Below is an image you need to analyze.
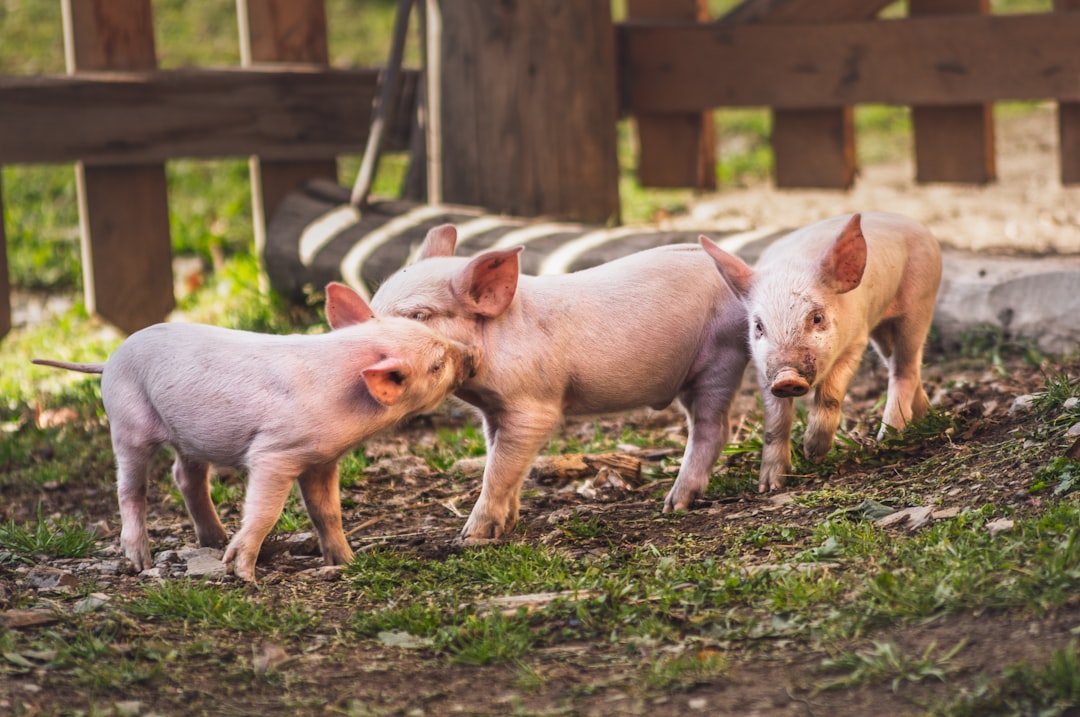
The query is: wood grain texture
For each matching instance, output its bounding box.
[621,13,1080,112]
[239,0,336,256]
[0,179,9,339]
[1056,0,1080,183]
[627,0,715,190]
[440,0,620,222]
[717,0,887,189]
[721,0,897,25]
[64,0,174,333]
[909,0,994,184]
[0,68,414,164]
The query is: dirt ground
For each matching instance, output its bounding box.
[2,107,1079,716]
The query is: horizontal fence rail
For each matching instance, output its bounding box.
[619,13,1080,112]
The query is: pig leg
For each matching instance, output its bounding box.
[663,371,739,512]
[113,439,157,572]
[460,404,561,543]
[872,318,931,438]
[172,456,228,549]
[223,462,298,582]
[804,343,865,464]
[297,462,353,566]
[758,378,796,492]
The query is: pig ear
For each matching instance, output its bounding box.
[699,236,753,298]
[451,247,522,318]
[415,224,458,261]
[362,358,410,406]
[820,214,867,294]
[325,282,375,329]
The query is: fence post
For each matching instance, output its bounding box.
[439,0,620,223]
[1057,0,1080,184]
[719,0,896,189]
[62,0,175,334]
[0,174,9,339]
[626,0,715,191]
[238,0,338,265]
[910,0,995,184]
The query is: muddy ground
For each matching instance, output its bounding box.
[2,106,1079,715]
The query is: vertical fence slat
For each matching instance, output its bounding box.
[719,0,894,189]
[0,174,9,339]
[627,0,715,190]
[1057,0,1080,184]
[238,0,337,261]
[910,0,995,184]
[440,0,620,223]
[63,0,175,334]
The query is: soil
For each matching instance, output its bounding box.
[2,108,1079,716]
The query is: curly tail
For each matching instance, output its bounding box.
[32,359,105,374]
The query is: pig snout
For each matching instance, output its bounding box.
[770,368,811,398]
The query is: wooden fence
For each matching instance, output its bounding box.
[1,0,1078,339]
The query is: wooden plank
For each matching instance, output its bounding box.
[772,107,855,188]
[64,0,174,334]
[909,0,994,184]
[620,13,1080,112]
[239,0,337,257]
[0,177,9,339]
[440,0,620,222]
[721,0,897,24]
[1057,0,1080,184]
[0,68,412,165]
[718,1,886,189]
[627,0,715,190]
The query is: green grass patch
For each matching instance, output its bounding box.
[0,507,98,563]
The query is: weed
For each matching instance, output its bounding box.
[0,507,98,563]
[561,513,610,540]
[438,611,536,666]
[935,641,1080,717]
[1032,457,1080,496]
[126,580,320,637]
[646,644,729,690]
[817,639,966,693]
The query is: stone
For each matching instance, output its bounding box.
[185,549,227,579]
[25,567,79,591]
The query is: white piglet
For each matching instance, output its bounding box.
[700,212,942,492]
[34,286,475,582]
[366,224,750,541]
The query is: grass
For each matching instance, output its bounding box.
[3,2,1079,713]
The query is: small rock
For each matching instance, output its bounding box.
[284,532,320,556]
[302,565,344,582]
[449,456,487,478]
[1009,394,1037,414]
[1064,397,1079,411]
[0,609,59,629]
[75,593,110,614]
[688,697,708,711]
[1066,422,1080,438]
[378,630,434,650]
[139,567,165,579]
[25,566,79,591]
[185,549,227,579]
[986,517,1015,536]
[252,643,292,674]
[89,559,123,576]
[154,550,181,566]
[931,506,961,520]
[875,506,933,530]
[114,700,143,717]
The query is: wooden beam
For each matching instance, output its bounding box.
[910,0,994,184]
[0,175,9,339]
[1057,0,1080,184]
[718,1,889,189]
[721,0,897,24]
[0,68,414,165]
[627,0,715,190]
[621,13,1080,112]
[440,0,620,222]
[64,0,174,334]
[239,0,338,259]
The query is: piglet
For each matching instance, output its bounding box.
[33,285,475,581]
[366,224,750,541]
[700,212,942,491]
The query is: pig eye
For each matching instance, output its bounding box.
[753,319,765,336]
[430,360,444,374]
[410,311,431,322]
[812,312,824,325]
